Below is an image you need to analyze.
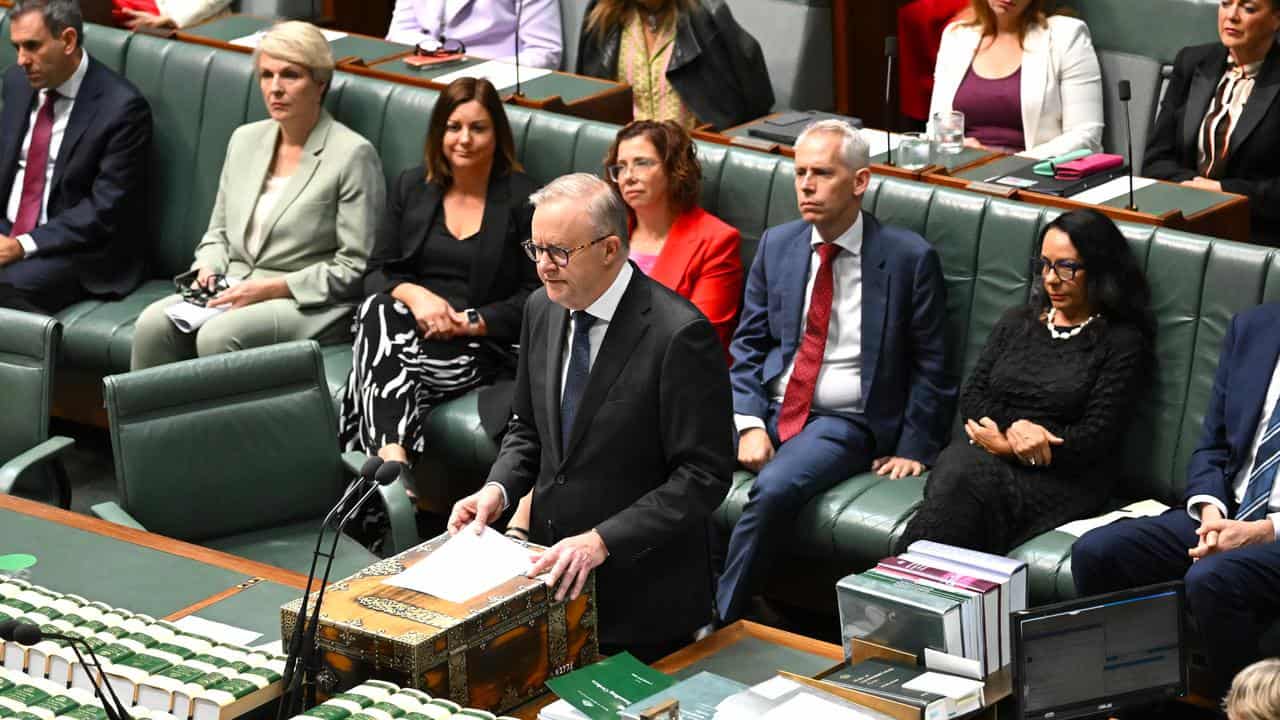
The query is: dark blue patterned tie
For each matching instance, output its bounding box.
[1237,398,1280,521]
[560,310,595,452]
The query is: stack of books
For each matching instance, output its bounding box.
[0,577,285,720]
[836,540,1028,676]
[288,679,520,720]
[0,666,182,720]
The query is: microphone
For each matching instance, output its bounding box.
[277,457,390,718]
[7,621,131,720]
[512,0,525,98]
[1119,79,1137,211]
[883,36,899,166]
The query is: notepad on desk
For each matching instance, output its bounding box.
[433,59,553,92]
[382,525,534,603]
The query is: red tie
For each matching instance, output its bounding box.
[777,241,842,442]
[12,90,58,237]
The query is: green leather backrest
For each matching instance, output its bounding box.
[328,71,433,188]
[0,309,59,465]
[1067,0,1219,65]
[103,340,346,542]
[82,23,131,74]
[0,13,12,71]
[125,35,252,278]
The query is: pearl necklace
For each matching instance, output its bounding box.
[1045,307,1098,340]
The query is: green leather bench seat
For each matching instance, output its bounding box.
[7,23,1280,607]
[1067,0,1219,66]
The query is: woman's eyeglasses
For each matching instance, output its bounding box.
[1030,257,1085,282]
[522,235,613,267]
[606,158,660,182]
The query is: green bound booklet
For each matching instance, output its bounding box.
[545,653,674,720]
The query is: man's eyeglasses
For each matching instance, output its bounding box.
[606,158,660,182]
[522,234,613,267]
[1030,257,1085,282]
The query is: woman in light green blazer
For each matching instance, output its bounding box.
[131,21,385,370]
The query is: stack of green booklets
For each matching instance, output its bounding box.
[288,679,520,720]
[0,577,287,720]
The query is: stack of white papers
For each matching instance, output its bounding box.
[383,526,534,604]
[1056,499,1170,538]
[434,60,553,92]
[231,28,347,49]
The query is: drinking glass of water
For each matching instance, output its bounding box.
[897,133,932,170]
[932,111,965,154]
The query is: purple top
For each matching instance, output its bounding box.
[631,251,659,276]
[953,64,1025,153]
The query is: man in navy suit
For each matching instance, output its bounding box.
[1073,303,1280,697]
[0,0,151,314]
[716,119,956,624]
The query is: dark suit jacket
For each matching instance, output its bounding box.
[0,56,152,297]
[729,212,956,465]
[364,167,540,436]
[489,268,734,648]
[576,0,774,130]
[1144,42,1280,246]
[1184,303,1280,512]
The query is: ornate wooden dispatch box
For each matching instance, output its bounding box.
[280,534,599,714]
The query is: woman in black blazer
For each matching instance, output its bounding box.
[339,78,539,471]
[1143,1,1280,246]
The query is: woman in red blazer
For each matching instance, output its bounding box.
[504,120,743,542]
[605,120,744,358]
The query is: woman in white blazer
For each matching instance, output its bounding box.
[929,0,1103,159]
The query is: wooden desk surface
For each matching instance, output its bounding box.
[173,14,632,127]
[926,153,1252,243]
[0,494,307,640]
[507,621,844,720]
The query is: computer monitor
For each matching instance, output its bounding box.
[1012,581,1186,720]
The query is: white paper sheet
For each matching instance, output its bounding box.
[860,129,904,160]
[173,616,262,647]
[164,301,224,333]
[762,693,877,719]
[749,676,801,700]
[383,525,534,603]
[1066,175,1158,205]
[433,59,553,92]
[231,29,347,49]
[1055,499,1170,538]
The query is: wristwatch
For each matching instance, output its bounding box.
[464,308,481,326]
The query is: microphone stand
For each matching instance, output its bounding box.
[276,460,383,719]
[512,0,525,99]
[1119,79,1137,211]
[277,461,398,717]
[883,36,898,166]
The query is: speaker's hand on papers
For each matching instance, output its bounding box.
[448,483,506,536]
[530,530,608,602]
[207,277,290,309]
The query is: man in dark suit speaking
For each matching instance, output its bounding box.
[449,173,734,662]
[0,0,151,313]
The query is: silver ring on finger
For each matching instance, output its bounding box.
[1029,457,1037,466]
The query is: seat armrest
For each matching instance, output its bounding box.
[341,451,372,478]
[0,436,75,495]
[378,477,419,555]
[91,501,148,531]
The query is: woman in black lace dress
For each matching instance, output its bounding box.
[896,209,1155,555]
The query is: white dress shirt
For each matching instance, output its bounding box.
[487,262,634,510]
[560,262,633,398]
[242,174,290,260]
[735,214,865,434]
[7,52,90,257]
[1187,355,1280,539]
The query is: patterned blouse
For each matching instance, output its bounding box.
[615,10,699,128]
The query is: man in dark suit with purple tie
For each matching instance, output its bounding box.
[0,0,151,313]
[1073,302,1280,697]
